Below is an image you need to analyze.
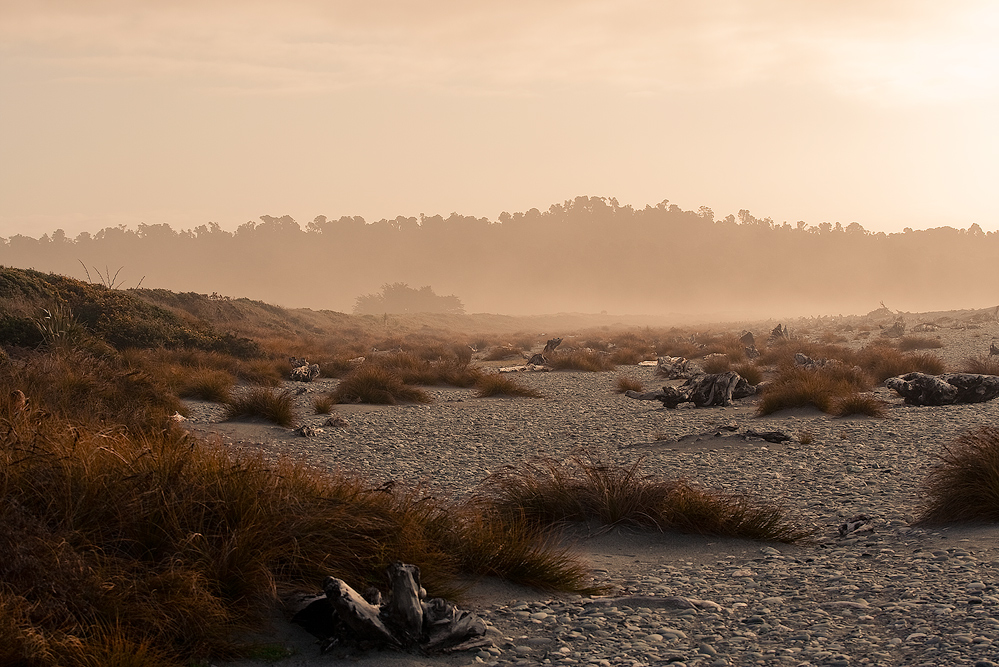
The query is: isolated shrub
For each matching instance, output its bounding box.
[549,350,615,372]
[897,336,944,351]
[313,394,335,414]
[177,368,234,403]
[483,346,522,361]
[756,364,872,416]
[731,362,763,386]
[917,427,999,524]
[964,356,999,375]
[701,355,731,374]
[615,376,644,393]
[331,365,430,405]
[475,373,542,398]
[476,457,812,543]
[833,393,887,418]
[608,346,648,365]
[224,388,295,427]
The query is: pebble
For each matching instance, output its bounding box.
[184,324,999,667]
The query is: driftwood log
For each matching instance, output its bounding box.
[290,357,321,382]
[289,562,487,654]
[655,356,696,379]
[526,337,562,366]
[885,372,999,406]
[627,372,756,408]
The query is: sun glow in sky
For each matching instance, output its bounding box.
[2,0,998,237]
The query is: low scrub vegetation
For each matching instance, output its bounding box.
[964,356,999,375]
[549,349,615,372]
[917,427,999,524]
[615,376,644,393]
[0,364,594,667]
[897,335,944,351]
[757,363,873,415]
[475,457,812,543]
[225,388,295,427]
[330,365,431,405]
[833,393,888,418]
[475,373,543,398]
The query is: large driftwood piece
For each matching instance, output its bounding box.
[655,356,696,379]
[306,562,485,654]
[289,357,321,382]
[886,372,999,406]
[636,371,756,408]
[526,337,562,366]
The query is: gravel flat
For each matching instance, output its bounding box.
[191,317,999,667]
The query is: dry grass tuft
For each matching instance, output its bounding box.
[312,394,335,414]
[615,376,644,393]
[177,368,235,403]
[330,365,431,405]
[549,350,615,372]
[756,364,873,416]
[917,427,999,525]
[731,362,763,386]
[897,336,944,351]
[964,356,999,375]
[475,457,812,543]
[833,393,888,418]
[700,355,731,374]
[483,345,523,361]
[225,388,295,427]
[370,351,483,387]
[475,373,543,398]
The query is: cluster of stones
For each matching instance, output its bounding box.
[473,534,999,666]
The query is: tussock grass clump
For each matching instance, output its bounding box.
[701,355,731,374]
[917,427,999,525]
[483,345,522,361]
[615,376,644,393]
[475,373,543,398]
[313,394,335,414]
[897,335,944,351]
[857,347,945,381]
[833,393,888,418]
[330,365,431,404]
[964,356,999,375]
[0,397,595,666]
[549,350,615,372]
[225,388,295,426]
[731,362,763,386]
[177,368,235,403]
[370,352,483,387]
[756,364,873,416]
[608,346,650,365]
[476,457,812,543]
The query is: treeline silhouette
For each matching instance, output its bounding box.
[2,196,996,318]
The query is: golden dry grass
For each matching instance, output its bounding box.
[756,363,873,416]
[833,393,888,418]
[917,427,999,524]
[330,365,431,405]
[474,456,812,543]
[548,350,615,372]
[225,388,296,427]
[615,376,644,393]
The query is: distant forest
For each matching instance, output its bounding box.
[1,197,996,318]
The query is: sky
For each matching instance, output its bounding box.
[2,0,999,238]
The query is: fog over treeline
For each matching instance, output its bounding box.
[2,196,996,320]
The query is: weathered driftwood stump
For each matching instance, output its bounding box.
[655,356,695,380]
[886,372,999,406]
[289,357,321,382]
[655,372,756,408]
[880,317,906,339]
[740,331,760,359]
[526,337,562,366]
[768,324,788,344]
[291,562,488,654]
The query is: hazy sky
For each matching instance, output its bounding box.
[2,0,998,237]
